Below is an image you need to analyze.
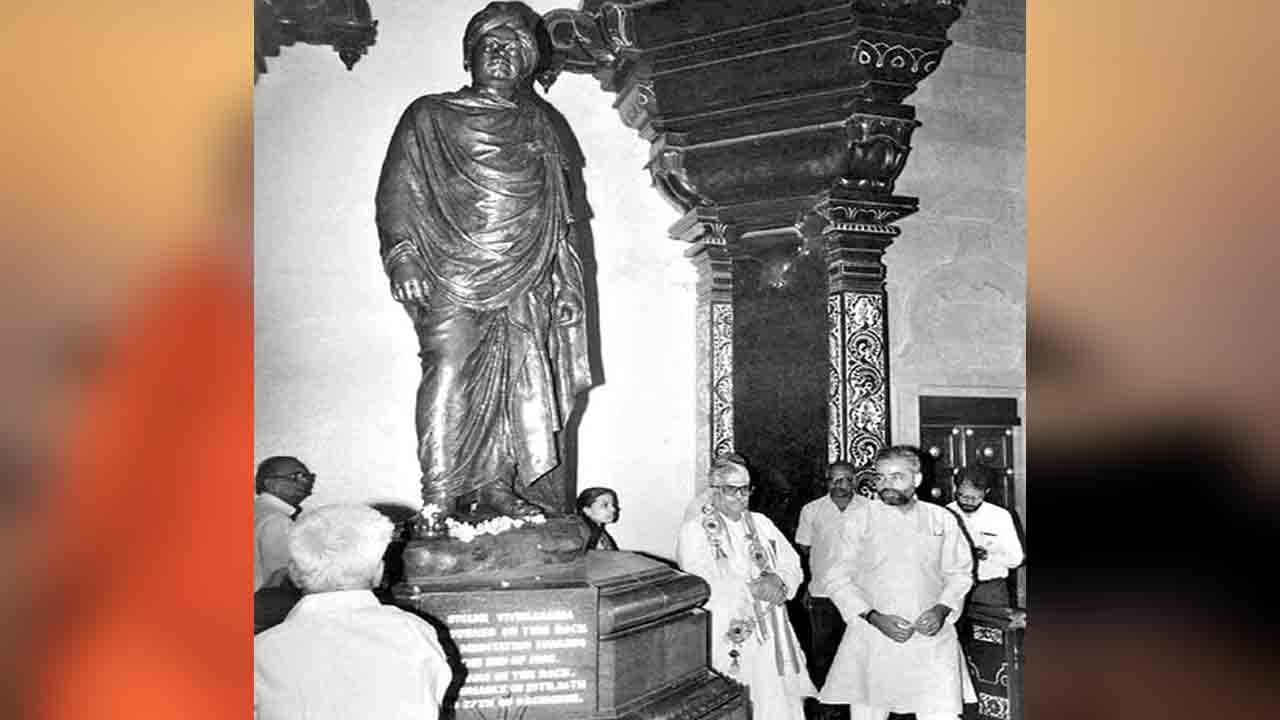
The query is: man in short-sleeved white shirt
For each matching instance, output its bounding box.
[946,465,1024,607]
[795,461,867,685]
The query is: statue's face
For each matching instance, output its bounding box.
[470,26,528,91]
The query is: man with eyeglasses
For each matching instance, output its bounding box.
[677,456,816,719]
[818,446,975,720]
[254,456,316,590]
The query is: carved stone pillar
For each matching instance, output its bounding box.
[674,212,736,484]
[817,0,964,489]
[819,188,916,490]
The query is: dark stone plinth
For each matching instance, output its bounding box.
[393,551,750,720]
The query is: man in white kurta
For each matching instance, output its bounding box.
[821,446,974,720]
[678,457,816,720]
[255,505,452,720]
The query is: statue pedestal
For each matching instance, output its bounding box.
[393,551,751,720]
[401,516,592,589]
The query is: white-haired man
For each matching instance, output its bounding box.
[255,504,451,720]
[677,456,816,720]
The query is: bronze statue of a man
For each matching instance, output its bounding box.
[375,2,593,519]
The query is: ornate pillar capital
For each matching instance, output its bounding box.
[817,186,917,295]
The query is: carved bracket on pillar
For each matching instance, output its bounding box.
[848,0,967,104]
[255,0,379,76]
[543,5,640,90]
[843,110,922,194]
[617,81,659,139]
[650,140,704,212]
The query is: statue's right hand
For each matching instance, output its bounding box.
[390,262,429,305]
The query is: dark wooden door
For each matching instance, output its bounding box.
[918,396,1019,512]
[918,396,1023,604]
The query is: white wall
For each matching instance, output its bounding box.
[887,3,1027,523]
[254,0,695,559]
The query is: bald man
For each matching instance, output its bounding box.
[253,456,315,590]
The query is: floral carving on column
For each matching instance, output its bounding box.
[845,292,886,466]
[828,287,888,498]
[710,303,735,458]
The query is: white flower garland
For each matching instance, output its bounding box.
[419,503,547,543]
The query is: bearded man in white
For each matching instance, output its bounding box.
[820,446,975,720]
[677,456,817,720]
[255,504,452,720]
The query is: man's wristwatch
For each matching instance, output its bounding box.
[859,609,878,623]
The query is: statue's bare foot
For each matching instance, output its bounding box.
[479,483,546,518]
[417,487,467,536]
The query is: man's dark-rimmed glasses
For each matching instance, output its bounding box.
[268,470,316,484]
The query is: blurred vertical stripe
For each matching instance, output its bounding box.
[32,260,252,720]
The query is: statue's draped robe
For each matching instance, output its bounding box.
[376,88,592,500]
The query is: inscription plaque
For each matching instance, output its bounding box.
[414,585,598,719]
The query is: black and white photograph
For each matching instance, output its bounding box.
[252,1,1026,719]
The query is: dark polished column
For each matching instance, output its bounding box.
[674,212,736,482]
[819,189,915,491]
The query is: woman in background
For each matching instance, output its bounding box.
[576,487,620,550]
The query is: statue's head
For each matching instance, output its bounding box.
[463,2,548,92]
